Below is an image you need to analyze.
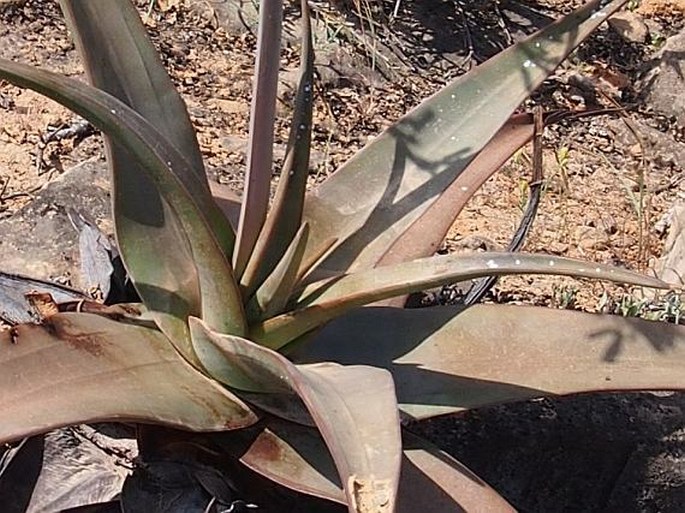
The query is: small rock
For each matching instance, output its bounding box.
[607,118,685,170]
[0,158,111,290]
[209,98,248,115]
[641,29,685,127]
[643,18,664,42]
[657,200,685,285]
[547,241,570,255]
[608,11,649,43]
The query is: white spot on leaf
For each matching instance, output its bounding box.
[486,259,499,269]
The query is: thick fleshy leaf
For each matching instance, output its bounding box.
[371,111,558,308]
[241,0,315,296]
[59,0,215,360]
[399,432,515,513]
[302,0,627,276]
[58,0,243,357]
[227,420,514,511]
[0,59,246,343]
[293,304,685,420]
[376,111,563,269]
[59,0,207,179]
[254,252,669,348]
[234,0,283,277]
[224,418,345,504]
[0,312,256,444]
[247,223,310,321]
[189,318,402,513]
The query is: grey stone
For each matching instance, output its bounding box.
[607,118,685,170]
[641,30,685,127]
[656,199,685,286]
[608,11,650,44]
[0,158,111,291]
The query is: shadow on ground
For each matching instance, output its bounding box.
[411,391,685,513]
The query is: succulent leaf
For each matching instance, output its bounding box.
[225,420,515,512]
[301,0,628,277]
[58,0,244,360]
[374,111,554,308]
[0,313,257,444]
[59,0,208,181]
[254,252,669,348]
[247,223,311,321]
[241,0,315,297]
[234,0,284,277]
[376,111,565,269]
[0,58,247,345]
[399,432,516,512]
[189,317,402,513]
[294,304,685,420]
[223,418,345,504]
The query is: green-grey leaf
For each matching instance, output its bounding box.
[189,317,402,513]
[253,251,669,348]
[222,418,345,504]
[225,420,515,511]
[58,0,241,357]
[247,223,310,321]
[59,0,207,180]
[241,0,315,296]
[0,313,257,444]
[293,304,685,420]
[301,0,627,276]
[190,318,313,425]
[374,112,544,308]
[399,432,515,512]
[234,0,283,277]
[376,112,542,269]
[0,58,247,345]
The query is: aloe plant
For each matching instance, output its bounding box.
[2,0,684,511]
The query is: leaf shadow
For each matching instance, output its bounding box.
[307,0,596,276]
[590,315,683,364]
[292,304,548,413]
